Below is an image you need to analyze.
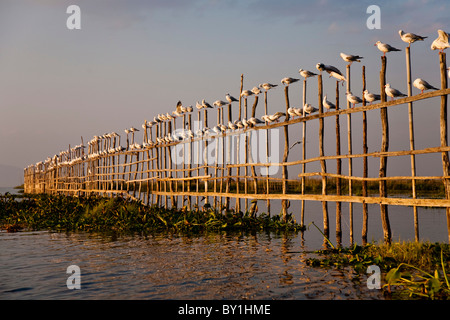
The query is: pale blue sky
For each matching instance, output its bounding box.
[0,0,449,186]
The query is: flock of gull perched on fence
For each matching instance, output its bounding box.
[28,29,450,176]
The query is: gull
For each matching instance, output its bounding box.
[399,30,427,48]
[316,63,346,83]
[195,129,203,138]
[153,116,162,124]
[261,112,286,123]
[363,90,381,105]
[196,101,203,110]
[303,103,318,114]
[242,118,250,128]
[185,106,193,113]
[212,125,222,135]
[203,127,212,136]
[219,124,228,132]
[129,127,139,144]
[176,100,183,113]
[248,117,265,126]
[234,120,244,129]
[281,77,300,86]
[165,112,174,120]
[259,83,278,91]
[241,89,254,98]
[298,68,317,79]
[385,83,407,101]
[213,100,228,107]
[226,93,239,103]
[323,95,336,111]
[172,110,183,117]
[251,86,262,95]
[346,92,363,107]
[228,121,237,131]
[340,52,363,65]
[431,30,450,52]
[413,78,439,94]
[288,107,303,118]
[374,41,401,56]
[287,107,298,118]
[202,99,213,109]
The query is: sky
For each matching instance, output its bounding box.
[0,0,449,187]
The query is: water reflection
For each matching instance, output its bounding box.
[1,230,385,300]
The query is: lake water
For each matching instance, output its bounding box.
[0,230,385,300]
[1,189,449,300]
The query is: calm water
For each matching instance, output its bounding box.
[0,230,385,300]
[1,191,449,300]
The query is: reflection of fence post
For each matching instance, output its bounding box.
[439,52,450,243]
[379,55,392,244]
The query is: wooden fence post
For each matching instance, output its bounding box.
[379,55,392,244]
[346,65,354,244]
[362,66,369,245]
[335,80,342,246]
[406,46,419,241]
[439,52,450,243]
[318,74,329,240]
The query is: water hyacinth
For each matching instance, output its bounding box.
[0,193,305,235]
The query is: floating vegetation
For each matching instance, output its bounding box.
[305,240,450,300]
[0,193,304,235]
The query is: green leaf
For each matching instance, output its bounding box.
[386,268,402,285]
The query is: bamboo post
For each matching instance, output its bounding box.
[203,108,209,206]
[335,80,342,246]
[196,109,201,207]
[225,104,232,211]
[155,123,161,206]
[250,94,259,195]
[406,46,419,241]
[264,89,271,215]
[149,124,155,204]
[318,74,329,240]
[281,85,290,220]
[301,80,307,225]
[220,106,225,208]
[244,96,249,211]
[362,66,369,245]
[439,52,450,243]
[379,55,392,244]
[214,107,220,208]
[236,74,244,213]
[346,64,354,244]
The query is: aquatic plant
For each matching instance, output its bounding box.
[305,240,450,300]
[0,193,305,235]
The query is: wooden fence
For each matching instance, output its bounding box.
[24,49,450,244]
